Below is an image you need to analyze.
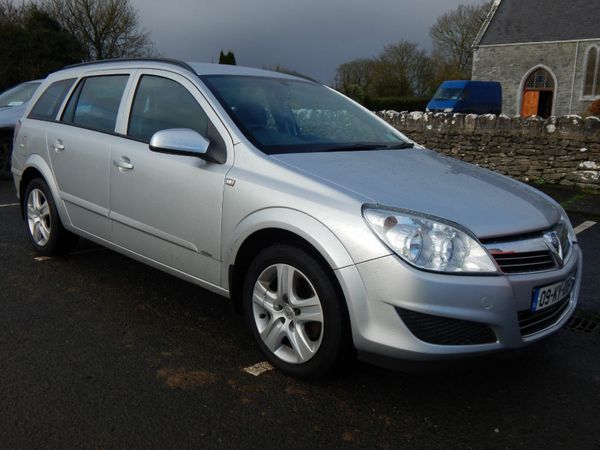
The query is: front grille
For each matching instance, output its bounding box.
[518,296,571,336]
[491,250,556,273]
[396,307,497,345]
[483,222,572,274]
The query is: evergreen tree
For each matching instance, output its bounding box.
[0,4,84,90]
[219,50,237,65]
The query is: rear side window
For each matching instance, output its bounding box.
[29,78,76,121]
[128,75,209,142]
[62,75,129,133]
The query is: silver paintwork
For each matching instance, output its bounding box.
[253,264,324,364]
[11,59,582,366]
[149,128,210,156]
[27,188,51,246]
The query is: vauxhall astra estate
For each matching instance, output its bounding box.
[11,59,582,378]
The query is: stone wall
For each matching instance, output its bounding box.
[377,111,600,191]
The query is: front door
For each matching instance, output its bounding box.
[109,71,232,286]
[521,68,555,118]
[521,90,540,117]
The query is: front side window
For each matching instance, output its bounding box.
[202,75,407,155]
[62,75,129,133]
[29,78,76,120]
[584,47,599,97]
[128,75,210,142]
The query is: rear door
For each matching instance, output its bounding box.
[109,70,233,286]
[46,71,133,240]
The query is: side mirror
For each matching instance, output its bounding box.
[149,128,211,159]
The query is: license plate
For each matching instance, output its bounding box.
[532,275,575,312]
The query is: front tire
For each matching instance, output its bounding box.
[23,178,78,255]
[243,244,348,378]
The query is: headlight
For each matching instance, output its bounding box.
[559,208,577,244]
[443,108,454,113]
[363,207,498,274]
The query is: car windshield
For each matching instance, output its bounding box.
[201,75,408,154]
[0,81,41,108]
[432,87,464,101]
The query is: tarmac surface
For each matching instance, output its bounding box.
[0,179,599,449]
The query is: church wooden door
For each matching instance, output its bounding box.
[521,90,540,117]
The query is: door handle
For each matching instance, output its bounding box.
[53,140,65,151]
[114,157,134,171]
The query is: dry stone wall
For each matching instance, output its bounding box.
[377,111,600,191]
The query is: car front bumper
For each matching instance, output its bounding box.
[336,244,582,364]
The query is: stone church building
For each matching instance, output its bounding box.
[472,0,600,118]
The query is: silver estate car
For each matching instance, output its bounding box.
[11,59,582,378]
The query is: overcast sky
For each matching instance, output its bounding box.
[131,0,486,84]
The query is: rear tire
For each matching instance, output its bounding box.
[243,243,348,379]
[23,178,78,255]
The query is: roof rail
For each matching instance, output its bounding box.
[64,58,196,74]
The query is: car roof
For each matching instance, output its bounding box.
[59,58,314,83]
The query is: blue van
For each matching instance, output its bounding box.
[426,80,502,115]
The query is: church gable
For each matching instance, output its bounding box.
[478,0,600,46]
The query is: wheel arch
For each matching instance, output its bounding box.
[18,156,67,224]
[224,208,355,314]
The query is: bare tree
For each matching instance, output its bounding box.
[430,1,492,78]
[0,0,20,21]
[44,0,155,60]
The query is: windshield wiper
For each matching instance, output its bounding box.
[322,142,414,152]
[385,142,414,149]
[322,143,391,152]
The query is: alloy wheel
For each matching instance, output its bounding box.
[252,263,324,364]
[27,188,52,246]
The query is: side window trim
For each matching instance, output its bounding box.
[60,78,85,123]
[126,73,148,140]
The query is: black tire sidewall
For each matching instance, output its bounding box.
[242,244,346,379]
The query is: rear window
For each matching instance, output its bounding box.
[29,78,76,121]
[62,75,129,133]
